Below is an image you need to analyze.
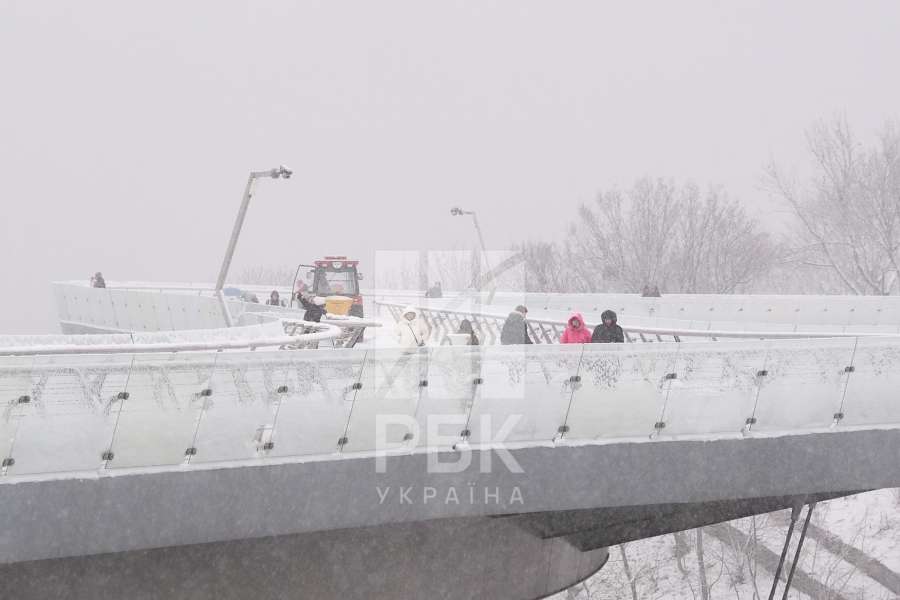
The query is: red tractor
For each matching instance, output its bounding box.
[294,256,365,317]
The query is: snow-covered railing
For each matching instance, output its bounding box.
[374,300,889,344]
[374,290,900,333]
[239,310,380,349]
[54,282,227,333]
[2,336,899,480]
[52,282,379,340]
[57,280,900,334]
[0,320,342,357]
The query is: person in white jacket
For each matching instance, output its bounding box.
[395,306,428,348]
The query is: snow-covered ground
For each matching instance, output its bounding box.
[553,489,900,600]
[824,491,900,576]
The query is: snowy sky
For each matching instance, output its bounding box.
[2,1,900,333]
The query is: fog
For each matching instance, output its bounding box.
[2,0,899,334]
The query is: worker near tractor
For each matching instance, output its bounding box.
[298,293,327,323]
[396,306,428,348]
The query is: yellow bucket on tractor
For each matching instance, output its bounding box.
[325,296,354,316]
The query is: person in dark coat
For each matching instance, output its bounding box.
[500,305,532,345]
[457,319,479,345]
[299,294,326,322]
[266,290,285,307]
[91,272,106,288]
[591,309,624,343]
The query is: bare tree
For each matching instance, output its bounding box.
[567,178,681,292]
[525,178,778,293]
[427,250,480,291]
[671,185,781,294]
[516,241,571,292]
[767,116,900,295]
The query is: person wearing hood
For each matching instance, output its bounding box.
[396,306,428,348]
[457,319,479,345]
[592,309,625,343]
[299,293,326,323]
[266,290,285,307]
[560,312,592,344]
[91,272,106,288]
[500,305,532,345]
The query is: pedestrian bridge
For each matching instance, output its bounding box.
[1,282,899,599]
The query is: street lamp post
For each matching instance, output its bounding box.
[450,206,496,304]
[215,165,293,327]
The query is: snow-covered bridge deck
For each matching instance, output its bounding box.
[1,282,895,485]
[1,282,900,598]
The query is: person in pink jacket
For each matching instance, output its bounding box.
[560,312,592,344]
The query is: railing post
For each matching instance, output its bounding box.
[833,336,859,427]
[768,499,804,600]
[556,345,586,443]
[338,350,368,453]
[781,502,816,600]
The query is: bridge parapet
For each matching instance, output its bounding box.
[375,300,893,344]
[55,282,900,336]
[375,290,900,332]
[1,337,899,482]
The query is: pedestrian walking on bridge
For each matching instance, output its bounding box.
[560,313,592,344]
[591,310,624,343]
[500,305,532,345]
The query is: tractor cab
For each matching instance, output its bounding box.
[297,257,364,317]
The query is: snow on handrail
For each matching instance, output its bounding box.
[0,320,342,356]
[374,300,896,341]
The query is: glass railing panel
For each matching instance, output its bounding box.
[71,288,95,328]
[564,344,680,441]
[266,349,364,458]
[876,305,900,330]
[838,337,900,427]
[412,345,480,449]
[106,352,215,469]
[164,294,195,332]
[84,288,112,330]
[106,288,145,332]
[126,291,158,332]
[52,284,72,324]
[104,288,131,331]
[466,344,580,445]
[750,338,856,432]
[341,348,423,453]
[7,353,131,476]
[659,341,766,437]
[189,351,292,464]
[152,295,175,331]
[0,356,36,470]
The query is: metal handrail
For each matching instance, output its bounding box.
[374,300,895,342]
[0,320,342,357]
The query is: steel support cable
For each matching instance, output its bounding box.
[782,502,817,600]
[768,501,804,600]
